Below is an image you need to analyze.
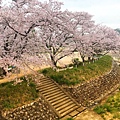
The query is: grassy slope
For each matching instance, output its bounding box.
[94,88,120,120]
[41,55,112,86]
[0,76,38,110]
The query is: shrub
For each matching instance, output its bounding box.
[29,82,36,87]
[42,69,48,74]
[94,106,105,114]
[72,58,80,66]
[103,104,113,113]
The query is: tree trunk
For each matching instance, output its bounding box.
[81,56,85,66]
[91,57,95,63]
[50,55,57,69]
[88,57,91,64]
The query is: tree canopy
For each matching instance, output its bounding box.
[0,0,120,68]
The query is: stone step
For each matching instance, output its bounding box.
[41,89,61,96]
[41,80,53,84]
[58,104,76,114]
[39,81,55,86]
[47,93,67,101]
[44,91,64,98]
[38,87,59,93]
[52,97,71,106]
[36,78,50,83]
[49,95,69,103]
[39,77,50,80]
[40,82,53,87]
[39,87,59,93]
[40,81,55,86]
[52,99,71,108]
[69,110,79,118]
[55,101,74,111]
[35,76,81,118]
[37,83,57,90]
[37,83,58,89]
[60,105,78,117]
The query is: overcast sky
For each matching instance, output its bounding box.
[59,0,120,29]
[2,0,120,29]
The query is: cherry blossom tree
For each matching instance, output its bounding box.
[0,0,120,71]
[0,0,77,68]
[90,25,119,57]
[71,12,95,64]
[0,0,64,69]
[36,11,96,67]
[35,10,80,68]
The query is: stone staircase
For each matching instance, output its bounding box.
[36,76,86,119]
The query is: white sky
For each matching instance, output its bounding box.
[2,0,120,29]
[59,0,120,29]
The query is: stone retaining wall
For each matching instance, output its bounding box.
[63,63,120,107]
[1,96,58,120]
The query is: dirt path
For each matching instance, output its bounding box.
[0,65,50,84]
[75,109,103,120]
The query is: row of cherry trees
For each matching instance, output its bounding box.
[0,0,120,69]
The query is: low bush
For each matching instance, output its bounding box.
[94,105,105,114]
[72,58,80,66]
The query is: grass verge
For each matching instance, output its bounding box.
[0,76,38,110]
[40,55,112,86]
[94,87,120,120]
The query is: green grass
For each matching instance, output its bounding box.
[0,76,39,110]
[40,55,112,86]
[94,88,120,119]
